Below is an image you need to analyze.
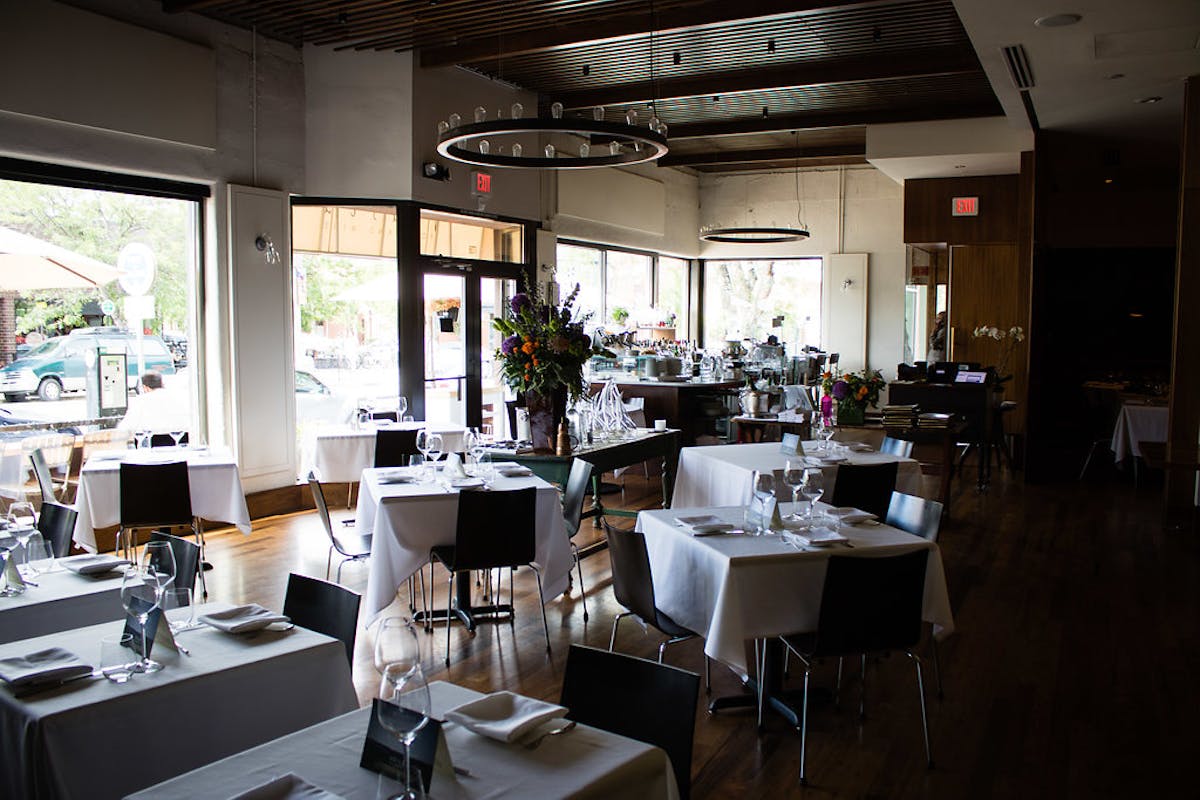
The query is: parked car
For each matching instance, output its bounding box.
[295,369,353,425]
[0,327,176,402]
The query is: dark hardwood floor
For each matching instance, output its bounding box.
[199,467,1199,798]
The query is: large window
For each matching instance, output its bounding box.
[702,259,821,351]
[555,241,690,338]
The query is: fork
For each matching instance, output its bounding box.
[523,720,576,749]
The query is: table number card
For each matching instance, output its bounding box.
[3,557,26,590]
[361,698,451,793]
[780,433,806,456]
[745,495,783,533]
[122,596,179,657]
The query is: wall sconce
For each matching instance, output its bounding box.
[841,278,854,293]
[422,162,451,181]
[255,233,280,265]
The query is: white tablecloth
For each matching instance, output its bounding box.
[0,567,124,644]
[0,606,357,800]
[72,449,252,553]
[636,505,955,675]
[359,468,572,621]
[309,423,469,483]
[1110,403,1168,461]
[671,441,923,508]
[128,680,678,800]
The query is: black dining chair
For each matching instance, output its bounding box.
[603,519,710,691]
[148,530,201,592]
[373,429,420,468]
[879,436,914,458]
[560,644,701,800]
[283,572,361,666]
[29,448,59,504]
[307,472,373,583]
[148,433,189,448]
[778,550,933,785]
[429,487,550,665]
[885,491,946,698]
[829,462,899,518]
[36,501,77,558]
[119,461,205,597]
[562,458,594,621]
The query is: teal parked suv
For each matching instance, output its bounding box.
[0,327,176,402]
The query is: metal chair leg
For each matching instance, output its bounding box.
[754,639,766,731]
[509,568,516,627]
[609,612,631,651]
[325,546,333,581]
[445,570,454,666]
[533,567,552,655]
[909,652,933,767]
[572,542,589,621]
[799,664,811,785]
[704,656,711,694]
[835,656,844,709]
[859,653,867,720]
[193,521,208,600]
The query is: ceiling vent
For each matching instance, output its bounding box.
[1001,44,1035,91]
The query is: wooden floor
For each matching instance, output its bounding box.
[199,466,1199,799]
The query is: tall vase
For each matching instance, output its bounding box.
[525,386,568,453]
[836,399,865,426]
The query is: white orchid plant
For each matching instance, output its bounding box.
[971,325,1026,380]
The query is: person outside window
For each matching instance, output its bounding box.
[118,370,189,435]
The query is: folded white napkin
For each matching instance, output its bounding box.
[783,527,849,547]
[826,507,877,524]
[444,453,468,479]
[199,604,291,634]
[0,648,93,688]
[61,554,130,576]
[228,773,345,800]
[675,514,736,535]
[444,691,568,743]
[497,465,533,477]
[451,477,484,489]
[376,470,414,485]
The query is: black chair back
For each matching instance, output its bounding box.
[562,459,594,537]
[373,429,420,468]
[812,551,929,657]
[885,492,943,542]
[603,519,660,627]
[37,501,77,558]
[560,644,700,800]
[370,411,398,423]
[453,487,537,570]
[119,461,193,527]
[879,436,914,458]
[148,530,201,591]
[307,472,337,541]
[149,433,189,447]
[283,573,361,666]
[29,448,57,503]
[829,462,898,518]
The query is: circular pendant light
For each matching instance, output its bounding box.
[699,226,810,243]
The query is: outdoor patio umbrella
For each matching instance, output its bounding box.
[333,274,398,303]
[0,225,120,290]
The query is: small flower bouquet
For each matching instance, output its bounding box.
[972,325,1025,378]
[821,368,887,424]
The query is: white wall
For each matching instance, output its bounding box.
[699,165,906,377]
[0,0,306,487]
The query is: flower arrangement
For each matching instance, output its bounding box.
[493,281,606,400]
[821,368,887,408]
[429,297,460,314]
[972,325,1025,378]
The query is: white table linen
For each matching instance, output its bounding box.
[309,423,468,484]
[0,606,356,800]
[359,468,572,621]
[0,567,125,644]
[127,680,679,800]
[636,504,955,675]
[1110,402,1168,461]
[671,441,922,509]
[72,449,252,553]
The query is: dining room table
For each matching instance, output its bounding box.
[358,465,572,625]
[71,447,252,553]
[1109,397,1169,461]
[636,503,954,725]
[127,679,679,799]
[308,421,469,483]
[0,603,357,800]
[0,558,125,644]
[670,440,923,509]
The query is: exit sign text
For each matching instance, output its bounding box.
[952,196,979,216]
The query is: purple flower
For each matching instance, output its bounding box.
[501,335,521,356]
[831,380,850,400]
[510,293,532,315]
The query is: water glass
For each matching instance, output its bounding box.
[402,415,415,423]
[24,534,56,576]
[800,468,825,522]
[162,587,195,632]
[7,502,36,576]
[100,633,135,684]
[782,460,806,520]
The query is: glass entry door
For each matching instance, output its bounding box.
[423,273,466,425]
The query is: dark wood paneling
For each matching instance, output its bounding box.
[904,175,1019,245]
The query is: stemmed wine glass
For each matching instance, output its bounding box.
[820,414,837,453]
[169,430,186,448]
[0,534,22,596]
[374,617,431,800]
[122,541,176,673]
[397,396,409,420]
[424,433,444,470]
[800,468,825,524]
[782,460,806,521]
[6,502,37,577]
[749,470,776,535]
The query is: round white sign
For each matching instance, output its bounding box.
[100,299,116,316]
[117,242,156,296]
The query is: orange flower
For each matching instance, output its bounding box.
[521,341,536,355]
[857,386,868,399]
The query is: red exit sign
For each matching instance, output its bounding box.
[471,170,492,196]
[952,196,979,216]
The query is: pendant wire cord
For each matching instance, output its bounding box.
[251,24,258,187]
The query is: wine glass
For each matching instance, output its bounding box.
[397,396,409,420]
[375,618,431,800]
[820,420,836,453]
[477,452,495,489]
[6,502,36,577]
[748,470,775,535]
[121,568,163,673]
[169,430,186,448]
[782,460,806,521]
[424,433,444,468]
[416,428,432,464]
[467,427,486,466]
[0,535,22,596]
[800,468,825,523]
